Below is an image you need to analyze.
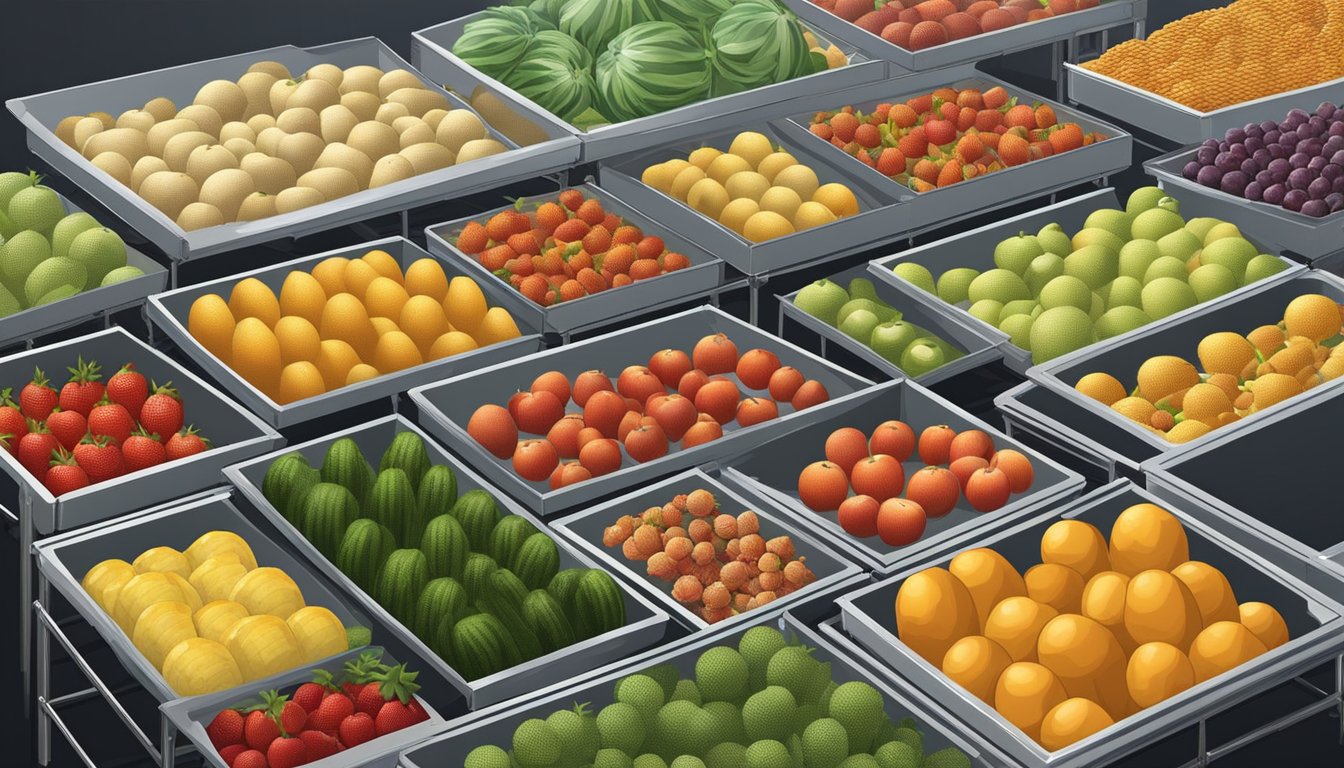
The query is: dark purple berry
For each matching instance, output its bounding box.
[1245,136,1264,153]
[1244,181,1264,201]
[1290,152,1311,169]
[1215,152,1240,173]
[1202,138,1221,150]
[1284,188,1308,212]
[1183,160,1201,181]
[1256,169,1274,187]
[1268,143,1288,160]
[1322,164,1343,183]
[1327,192,1344,212]
[1289,167,1315,190]
[1308,155,1329,173]
[1252,148,1272,166]
[1318,102,1338,120]
[1240,157,1260,176]
[1197,165,1223,188]
[1301,199,1329,218]
[1220,171,1249,195]
[1265,129,1281,144]
[1263,183,1287,205]
[1196,146,1217,165]
[1310,176,1333,199]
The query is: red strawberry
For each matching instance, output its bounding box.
[292,683,328,714]
[88,398,135,445]
[106,362,148,418]
[230,749,268,768]
[217,744,247,765]
[45,408,87,451]
[242,709,280,752]
[298,729,340,760]
[340,650,387,700]
[338,712,376,748]
[276,700,306,737]
[206,708,246,750]
[122,429,166,472]
[139,381,183,443]
[0,388,29,448]
[17,424,59,478]
[306,692,354,734]
[375,699,428,736]
[74,434,124,483]
[369,664,426,736]
[45,451,90,496]
[166,425,211,460]
[353,681,385,717]
[266,735,306,768]
[20,368,57,421]
[58,357,104,417]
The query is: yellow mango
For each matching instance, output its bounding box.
[1039,698,1114,751]
[895,567,980,665]
[994,662,1068,743]
[185,530,258,571]
[1126,641,1195,708]
[82,559,136,613]
[948,548,1027,630]
[286,606,347,663]
[1124,570,1203,649]
[942,635,1013,705]
[1109,503,1190,576]
[132,546,193,579]
[162,637,244,696]
[230,567,305,618]
[984,597,1058,663]
[194,599,252,644]
[1171,561,1239,626]
[132,601,197,670]
[1188,621,1267,684]
[1040,520,1111,580]
[189,554,250,603]
[1024,563,1085,614]
[223,614,305,682]
[1036,613,1132,718]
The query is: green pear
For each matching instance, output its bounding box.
[839,308,882,343]
[1202,221,1242,246]
[1130,201,1185,242]
[900,338,946,377]
[998,313,1034,349]
[1125,186,1168,215]
[868,320,921,364]
[937,267,980,304]
[1095,305,1151,340]
[838,298,896,326]
[1106,276,1143,309]
[1071,227,1126,256]
[1029,306,1094,363]
[847,277,879,302]
[892,262,935,293]
[1188,263,1238,302]
[794,278,850,325]
[1242,254,1288,286]
[998,299,1038,322]
[994,232,1043,274]
[1143,256,1188,285]
[1183,216,1222,242]
[1118,239,1162,281]
[969,299,1004,326]
[968,269,1030,304]
[1036,223,1074,259]
[1083,208,1132,241]
[1025,252,1066,296]
[1199,237,1257,282]
[1141,277,1198,320]
[1039,275,1092,311]
[1157,228,1203,262]
[1063,245,1119,290]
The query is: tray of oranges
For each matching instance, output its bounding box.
[145,236,543,427]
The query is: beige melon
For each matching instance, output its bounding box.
[375,102,410,126]
[255,126,289,157]
[455,138,506,164]
[131,156,170,193]
[88,111,116,129]
[146,118,199,156]
[55,115,83,148]
[287,79,340,113]
[162,131,216,172]
[194,80,248,123]
[346,121,399,162]
[398,123,436,150]
[236,71,277,120]
[340,91,381,122]
[435,109,486,152]
[73,117,105,154]
[276,107,320,137]
[247,60,291,79]
[421,108,449,132]
[83,127,149,164]
[240,153,297,195]
[369,154,416,188]
[340,64,384,95]
[142,97,178,123]
[268,78,302,115]
[305,63,345,88]
[185,144,240,187]
[391,116,424,134]
[319,105,360,145]
[222,138,257,160]
[236,192,277,222]
[116,110,156,133]
[277,132,325,176]
[399,142,455,174]
[199,168,257,221]
[177,104,223,138]
[177,202,225,232]
[274,186,325,214]
[386,87,449,117]
[246,114,278,135]
[140,171,200,220]
[297,167,359,201]
[313,143,374,189]
[379,68,424,98]
[91,152,133,186]
[219,121,256,145]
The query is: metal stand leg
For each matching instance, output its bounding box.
[160,713,177,768]
[36,587,50,765]
[1135,19,1146,40]
[1052,40,1066,102]
[21,491,32,713]
[401,210,411,240]
[747,275,767,327]
[170,260,179,291]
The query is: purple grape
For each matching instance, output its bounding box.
[1252,148,1272,166]
[1263,183,1288,205]
[1244,181,1264,201]
[1240,157,1260,176]
[1268,157,1290,175]
[1183,160,1202,181]
[1297,139,1323,157]
[1325,135,1344,154]
[1256,169,1275,187]
[1332,150,1344,166]
[1290,152,1311,169]
[1215,152,1240,173]
[1269,143,1289,160]
[1309,176,1333,199]
[1221,171,1249,195]
[1261,120,1279,133]
[1328,192,1344,212]
[1330,122,1344,138]
[1245,136,1265,153]
[1218,140,1231,153]
[1202,138,1221,150]
[1228,143,1249,161]
[1196,146,1217,165]
[1308,155,1329,173]
[1302,199,1330,218]
[1284,188,1308,212]
[1197,165,1224,188]
[1226,128,1247,145]
[1289,167,1315,190]
[1248,125,1266,141]
[1323,164,1343,182]
[1309,116,1327,134]
[1265,129,1282,144]
[1319,102,1338,120]
[1334,175,1344,194]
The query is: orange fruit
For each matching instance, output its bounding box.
[227,277,281,327]
[345,363,379,385]
[1136,356,1199,402]
[188,293,235,364]
[1282,294,1341,342]
[1075,372,1127,406]
[369,316,399,336]
[398,295,448,354]
[314,339,361,390]
[231,317,282,398]
[812,183,859,218]
[372,331,423,374]
[404,258,449,300]
[343,258,381,300]
[278,271,327,326]
[276,361,326,404]
[319,292,378,360]
[473,307,521,347]
[1196,332,1255,377]
[360,249,403,284]
[273,316,322,365]
[310,257,349,296]
[427,331,477,360]
[443,276,488,336]
[363,276,410,321]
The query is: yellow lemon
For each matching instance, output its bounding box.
[444,276,488,336]
[474,307,521,347]
[319,292,378,360]
[364,276,410,321]
[343,258,381,300]
[345,363,380,385]
[669,165,707,201]
[641,160,682,193]
[1076,372,1128,406]
[315,339,361,390]
[724,171,771,203]
[1181,382,1232,425]
[773,164,820,201]
[758,186,803,222]
[756,151,798,183]
[231,317,283,397]
[373,331,423,373]
[278,271,326,326]
[277,361,326,403]
[399,294,448,354]
[273,316,322,365]
[1136,356,1200,402]
[813,182,860,217]
[188,294,235,365]
[687,146,722,170]
[687,178,730,220]
[728,131,773,169]
[360,249,403,283]
[428,330,478,359]
[1245,372,1302,412]
[793,201,837,230]
[310,257,349,296]
[404,258,449,300]
[717,198,760,235]
[227,277,281,327]
[741,211,795,243]
[706,153,752,186]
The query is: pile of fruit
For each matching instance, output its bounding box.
[640,131,860,242]
[262,432,627,680]
[815,0,1101,51]
[466,333,833,488]
[80,530,361,697]
[56,60,505,230]
[188,248,521,404]
[453,1,846,125]
[890,187,1289,363]
[204,649,430,768]
[1082,0,1344,112]
[895,502,1291,750]
[3,358,211,495]
[452,188,693,305]
[799,422,1035,546]
[600,486,817,623]
[0,171,141,313]
[1180,102,1344,218]
[793,274,964,376]
[463,624,971,768]
[1074,293,1344,444]
[808,85,1105,192]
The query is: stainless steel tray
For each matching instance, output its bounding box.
[719,379,1085,574]
[146,236,544,429]
[551,467,866,635]
[6,37,581,262]
[1027,269,1344,455]
[424,182,726,337]
[836,480,1344,768]
[784,0,1144,73]
[411,10,887,164]
[778,262,1002,386]
[31,491,372,703]
[598,120,909,279]
[399,612,1012,768]
[160,646,446,768]
[0,326,281,535]
[868,187,1304,375]
[408,305,875,517]
[994,380,1154,483]
[1065,59,1344,146]
[224,413,672,711]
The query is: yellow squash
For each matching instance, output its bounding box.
[229,567,305,618]
[162,637,244,696]
[223,614,305,682]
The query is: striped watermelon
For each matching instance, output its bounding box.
[489,515,538,568]
[452,6,554,81]
[595,22,711,122]
[504,31,597,122]
[336,518,396,593]
[262,453,319,527]
[412,577,468,640]
[300,483,359,560]
[367,468,428,548]
[452,490,501,553]
[523,589,576,653]
[559,0,661,55]
[320,438,374,507]
[547,567,588,615]
[573,569,627,639]
[709,0,816,95]
[475,570,543,661]
[422,513,469,581]
[462,552,499,598]
[512,533,560,590]
[450,614,506,680]
[375,549,429,627]
[490,568,531,607]
[660,0,733,36]
[379,431,431,491]
[417,464,458,520]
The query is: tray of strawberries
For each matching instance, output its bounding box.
[0,327,281,534]
[425,184,726,336]
[159,647,445,768]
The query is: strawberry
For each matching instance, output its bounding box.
[338,712,376,748]
[45,451,90,496]
[0,388,29,447]
[297,729,340,760]
[59,357,104,417]
[139,381,183,443]
[369,664,426,736]
[166,425,211,460]
[276,700,306,737]
[375,698,428,736]
[45,408,87,451]
[266,735,306,768]
[106,362,148,418]
[20,368,57,421]
[242,708,279,752]
[74,434,124,483]
[292,678,331,714]
[217,744,247,766]
[306,692,354,734]
[206,708,246,750]
[88,398,135,445]
[229,749,268,768]
[17,424,59,478]
[122,428,166,472]
[340,650,387,700]
[354,681,385,717]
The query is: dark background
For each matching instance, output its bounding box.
[2,1,1341,767]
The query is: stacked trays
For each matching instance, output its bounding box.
[0,327,281,534]
[146,236,544,428]
[225,414,672,710]
[720,379,1085,573]
[5,38,581,262]
[835,480,1344,768]
[552,467,866,635]
[1145,382,1344,602]
[424,183,725,337]
[411,12,886,163]
[408,306,875,517]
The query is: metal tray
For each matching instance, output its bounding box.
[160,646,446,768]
[31,491,372,703]
[411,10,887,164]
[145,236,544,429]
[0,326,281,535]
[6,37,581,263]
[1027,269,1344,454]
[718,379,1085,574]
[785,0,1143,73]
[835,480,1344,768]
[551,467,866,635]
[1144,382,1344,603]
[424,182,726,337]
[598,120,908,279]
[1065,59,1344,146]
[779,262,1002,386]
[408,305,876,517]
[400,612,1011,768]
[224,413,672,711]
[868,187,1304,375]
[1147,146,1344,263]
[0,193,167,349]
